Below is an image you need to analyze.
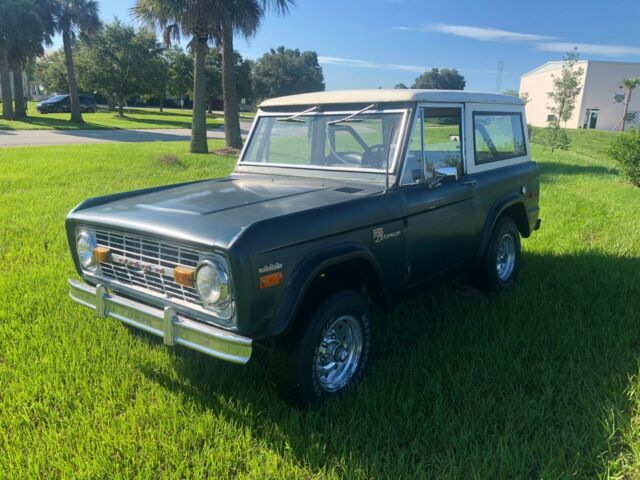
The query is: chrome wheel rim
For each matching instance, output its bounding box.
[315,315,363,392]
[496,233,516,281]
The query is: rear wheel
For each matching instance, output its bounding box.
[279,291,373,406]
[473,216,521,291]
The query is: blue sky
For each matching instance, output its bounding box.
[55,0,640,92]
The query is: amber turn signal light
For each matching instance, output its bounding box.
[173,266,195,288]
[94,246,111,263]
[259,271,283,289]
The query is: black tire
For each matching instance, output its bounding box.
[54,105,64,113]
[279,291,373,407]
[472,216,521,291]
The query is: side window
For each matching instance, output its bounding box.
[423,108,462,178]
[402,107,463,185]
[473,112,526,164]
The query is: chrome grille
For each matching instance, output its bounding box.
[94,229,203,305]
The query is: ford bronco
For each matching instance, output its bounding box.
[67,89,541,405]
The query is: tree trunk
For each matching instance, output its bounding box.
[62,29,83,123]
[0,49,14,120]
[159,96,163,112]
[221,20,242,149]
[190,35,208,154]
[13,64,26,118]
[621,89,632,131]
[118,97,124,117]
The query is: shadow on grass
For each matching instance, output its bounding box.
[0,113,221,131]
[539,161,618,179]
[0,116,119,131]
[133,251,640,478]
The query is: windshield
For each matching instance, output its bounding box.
[242,111,405,172]
[46,95,68,102]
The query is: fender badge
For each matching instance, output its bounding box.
[259,262,283,274]
[372,227,401,243]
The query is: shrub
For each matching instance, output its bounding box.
[539,124,571,152]
[607,128,640,187]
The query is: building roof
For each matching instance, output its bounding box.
[259,89,523,108]
[521,59,640,78]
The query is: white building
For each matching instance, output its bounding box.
[520,60,640,131]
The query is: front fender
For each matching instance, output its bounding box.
[265,242,390,337]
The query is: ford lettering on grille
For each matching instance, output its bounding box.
[94,229,203,305]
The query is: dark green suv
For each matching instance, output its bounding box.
[66,90,541,405]
[37,94,97,114]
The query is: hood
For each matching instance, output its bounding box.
[68,174,383,249]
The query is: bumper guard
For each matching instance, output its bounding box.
[69,279,252,364]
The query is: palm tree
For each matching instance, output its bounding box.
[133,0,225,153]
[7,0,52,118]
[618,77,640,131]
[0,0,21,120]
[48,0,101,123]
[216,0,292,149]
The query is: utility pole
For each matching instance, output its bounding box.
[495,61,504,93]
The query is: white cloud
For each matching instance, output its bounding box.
[425,23,554,42]
[535,42,640,57]
[318,55,496,75]
[318,56,429,73]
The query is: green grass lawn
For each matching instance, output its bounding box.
[1,134,640,478]
[0,102,225,131]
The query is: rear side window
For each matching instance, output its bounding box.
[473,112,526,164]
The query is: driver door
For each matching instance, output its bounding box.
[400,104,477,286]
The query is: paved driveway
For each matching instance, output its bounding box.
[0,123,252,148]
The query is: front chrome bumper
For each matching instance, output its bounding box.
[69,279,252,364]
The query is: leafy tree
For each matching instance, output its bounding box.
[235,54,253,102]
[543,50,584,152]
[608,128,640,187]
[252,46,324,99]
[204,50,252,112]
[614,77,640,131]
[394,83,408,89]
[412,68,465,90]
[145,50,169,111]
[215,0,293,150]
[164,46,193,108]
[76,20,163,116]
[503,88,530,105]
[133,0,225,153]
[34,49,69,94]
[48,0,102,123]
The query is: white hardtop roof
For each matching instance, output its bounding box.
[259,89,522,108]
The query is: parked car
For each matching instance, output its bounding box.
[37,94,97,114]
[66,90,541,405]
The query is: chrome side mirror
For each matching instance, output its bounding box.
[435,166,458,183]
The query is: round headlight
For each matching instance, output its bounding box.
[195,259,230,308]
[76,230,98,271]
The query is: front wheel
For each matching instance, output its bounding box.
[472,216,521,291]
[280,291,373,406]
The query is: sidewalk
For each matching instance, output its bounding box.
[0,123,252,148]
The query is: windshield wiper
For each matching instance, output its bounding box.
[277,105,319,123]
[327,103,377,126]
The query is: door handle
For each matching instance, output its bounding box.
[463,180,478,187]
